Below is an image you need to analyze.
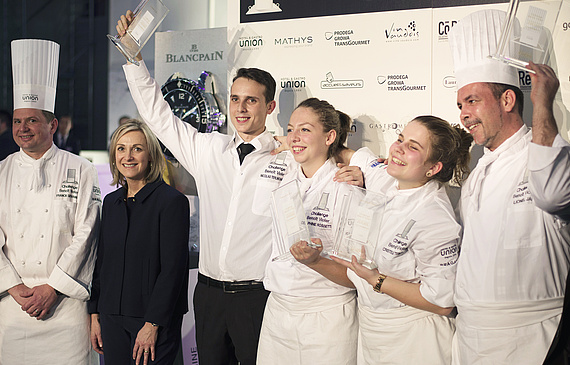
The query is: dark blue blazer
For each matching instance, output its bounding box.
[88,179,190,327]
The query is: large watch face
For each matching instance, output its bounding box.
[161,79,208,133]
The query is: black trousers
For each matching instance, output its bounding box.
[99,314,183,365]
[193,280,270,365]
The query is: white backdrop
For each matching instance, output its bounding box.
[227,1,570,157]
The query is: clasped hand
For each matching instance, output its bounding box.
[8,283,58,320]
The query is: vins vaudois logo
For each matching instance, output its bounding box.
[385,20,420,42]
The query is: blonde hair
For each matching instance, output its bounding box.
[109,120,166,187]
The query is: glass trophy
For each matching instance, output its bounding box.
[107,0,169,66]
[331,186,386,269]
[490,0,566,72]
[270,180,315,262]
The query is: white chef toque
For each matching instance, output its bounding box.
[11,39,60,113]
[448,9,520,90]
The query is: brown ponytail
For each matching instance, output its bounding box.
[296,98,351,162]
[413,115,474,186]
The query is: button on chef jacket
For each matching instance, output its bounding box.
[0,144,101,364]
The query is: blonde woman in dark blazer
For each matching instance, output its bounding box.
[89,120,189,365]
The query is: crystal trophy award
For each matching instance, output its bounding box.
[332,187,386,269]
[107,0,169,66]
[270,180,315,262]
[490,0,566,71]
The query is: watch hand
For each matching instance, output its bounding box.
[181,106,198,120]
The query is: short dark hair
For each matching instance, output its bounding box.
[233,68,276,103]
[487,83,524,117]
[41,110,56,123]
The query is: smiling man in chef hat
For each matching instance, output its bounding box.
[0,39,101,364]
[448,8,570,365]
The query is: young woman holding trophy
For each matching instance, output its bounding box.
[257,97,360,364]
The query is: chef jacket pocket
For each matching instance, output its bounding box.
[54,200,76,234]
[378,249,416,280]
[252,179,278,217]
[503,204,545,249]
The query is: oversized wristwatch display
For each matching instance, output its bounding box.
[160,71,226,158]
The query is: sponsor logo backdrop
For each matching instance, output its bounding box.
[228,1,570,156]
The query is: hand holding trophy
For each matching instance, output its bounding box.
[108,0,169,65]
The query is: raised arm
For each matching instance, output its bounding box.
[526,63,570,218]
[527,62,559,147]
[527,62,560,146]
[118,11,203,175]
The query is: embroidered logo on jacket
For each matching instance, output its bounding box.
[259,152,288,181]
[307,192,332,229]
[382,219,415,257]
[511,180,533,206]
[440,244,458,267]
[55,169,79,201]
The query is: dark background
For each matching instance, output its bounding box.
[240,0,506,23]
[0,0,110,150]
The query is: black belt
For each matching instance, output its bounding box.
[198,273,265,294]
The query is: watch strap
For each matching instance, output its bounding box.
[199,71,215,94]
[373,273,387,293]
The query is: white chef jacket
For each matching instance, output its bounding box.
[264,159,355,297]
[0,144,101,364]
[350,148,460,310]
[124,61,296,281]
[348,148,459,365]
[454,126,570,364]
[258,160,358,364]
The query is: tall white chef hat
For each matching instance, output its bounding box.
[11,39,60,113]
[448,9,520,90]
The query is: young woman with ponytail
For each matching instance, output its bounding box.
[257,97,359,364]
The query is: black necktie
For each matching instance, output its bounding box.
[237,143,255,165]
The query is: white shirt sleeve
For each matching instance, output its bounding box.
[349,147,378,170]
[0,226,22,294]
[408,188,460,308]
[528,134,570,219]
[123,61,202,175]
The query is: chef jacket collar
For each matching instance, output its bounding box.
[18,143,58,192]
[482,124,529,157]
[295,158,337,198]
[113,178,165,204]
[224,129,275,155]
[17,142,57,163]
[386,178,440,204]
